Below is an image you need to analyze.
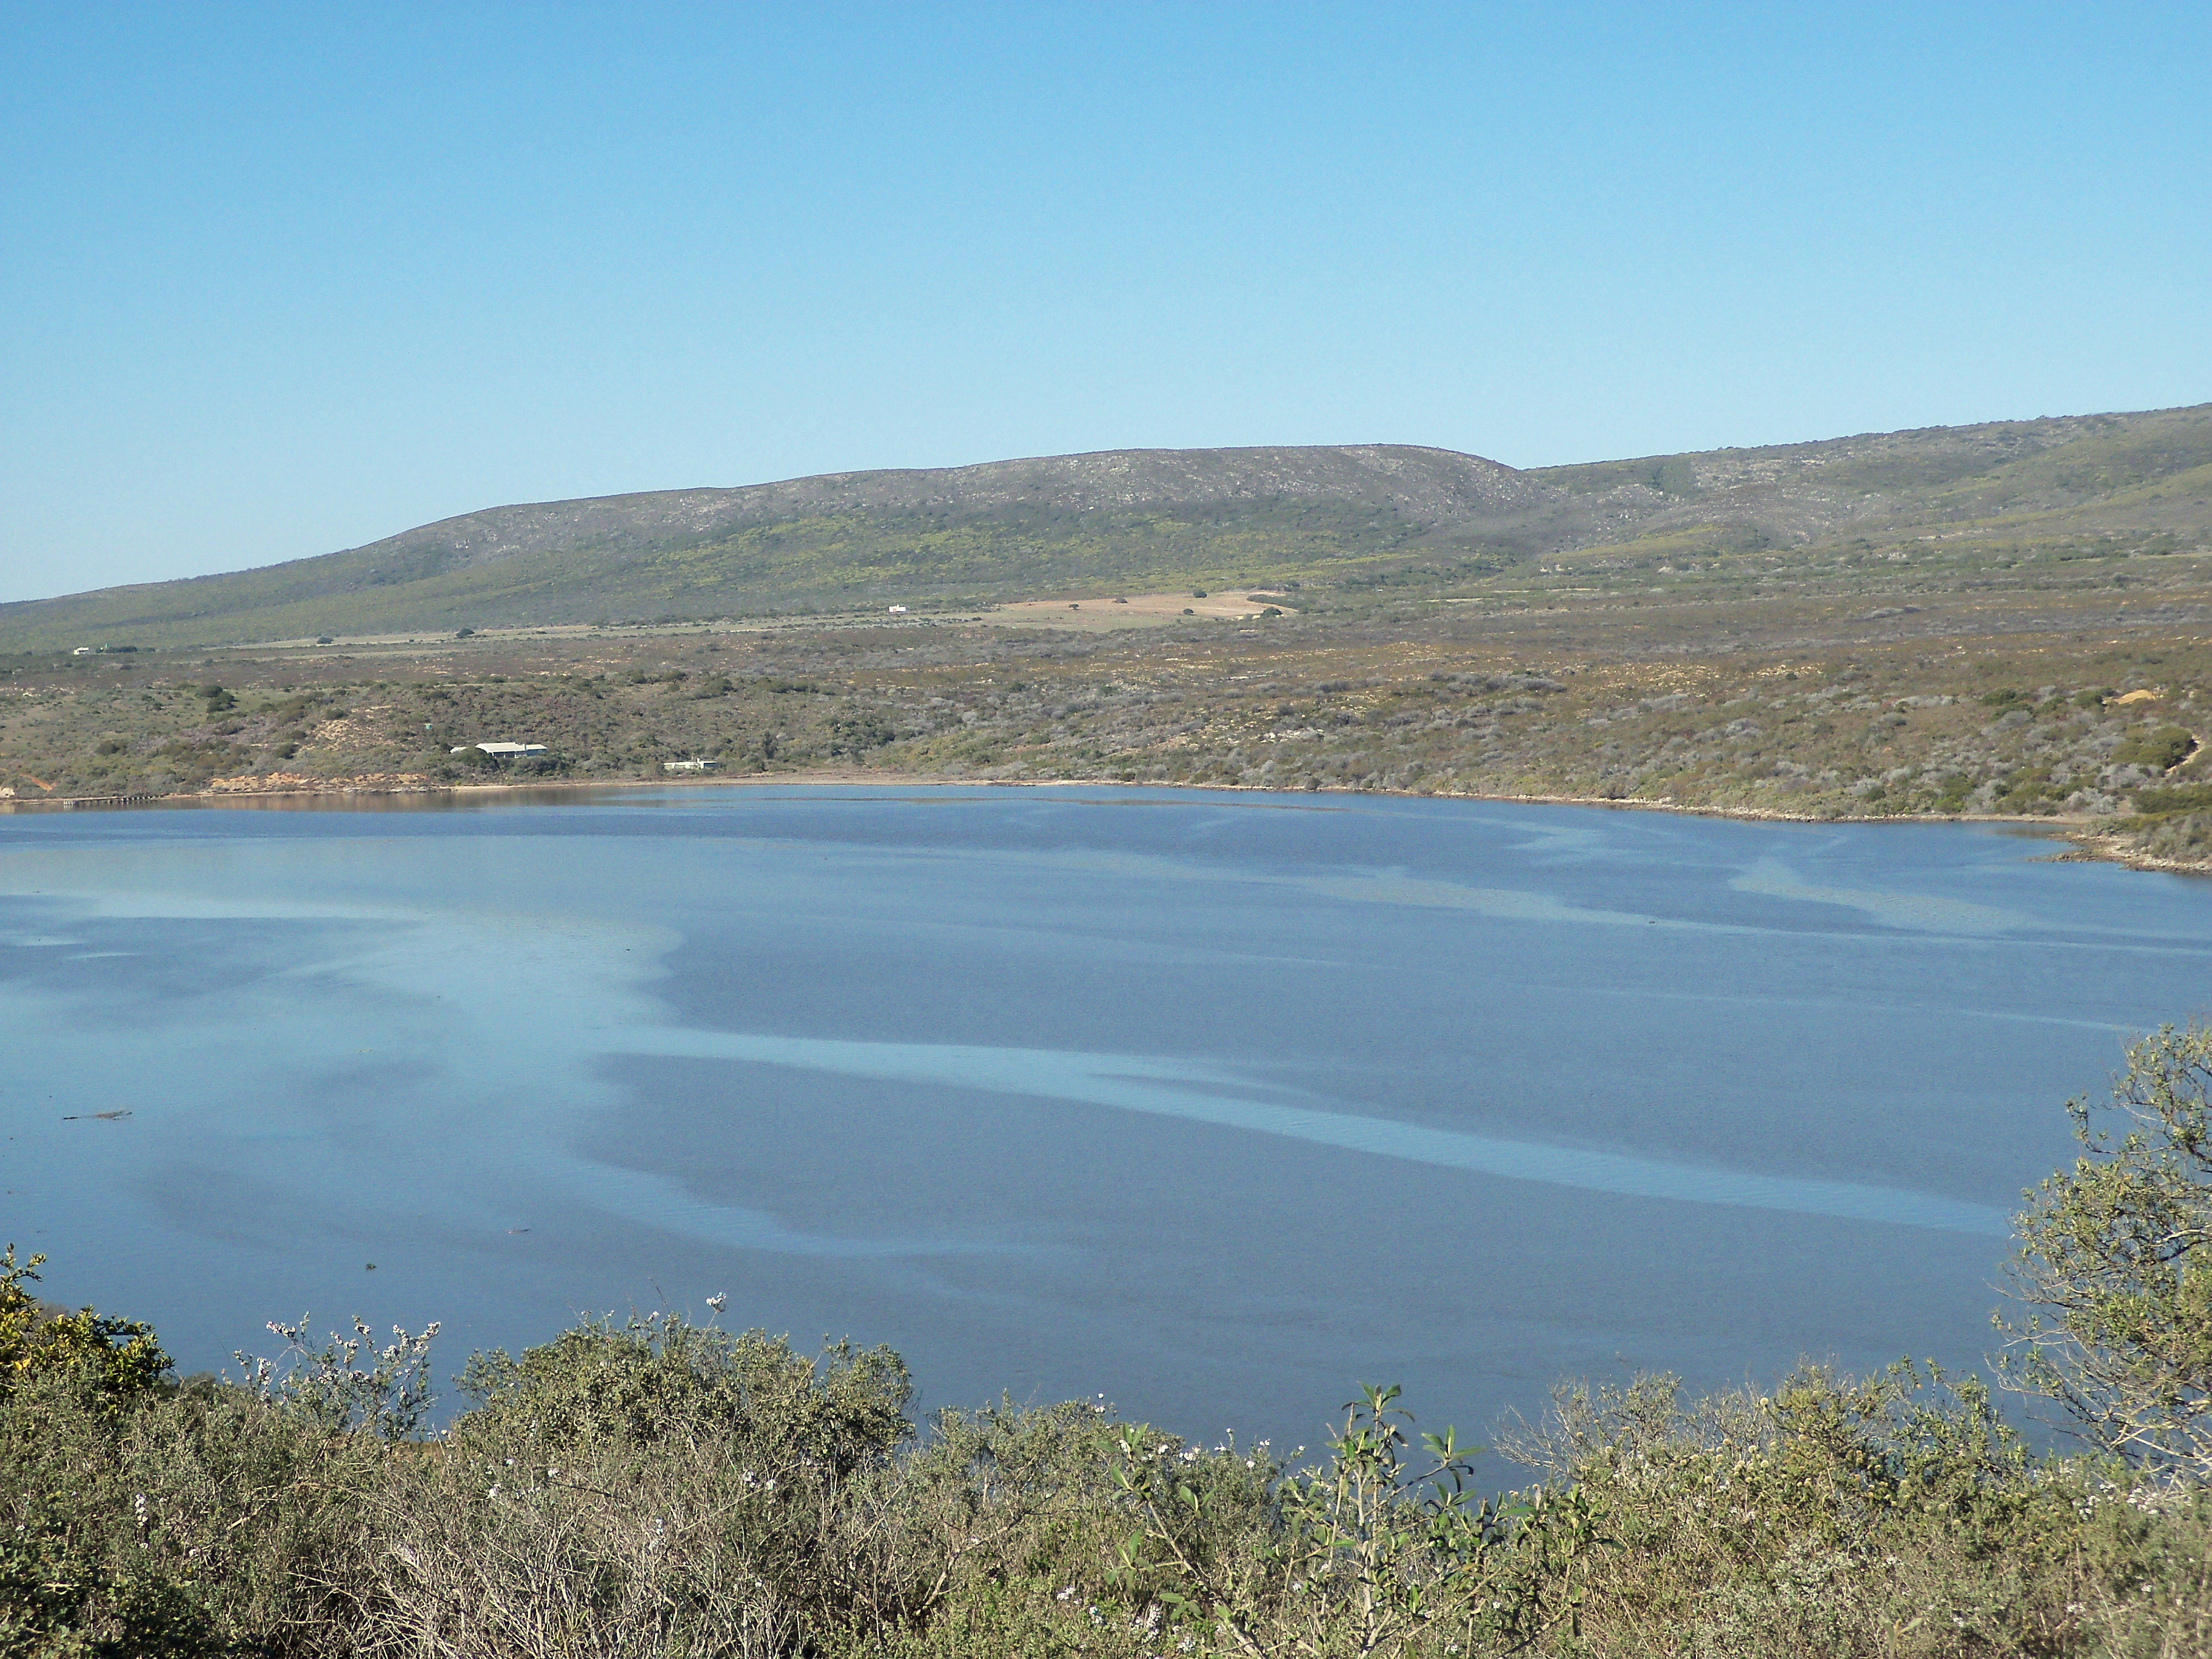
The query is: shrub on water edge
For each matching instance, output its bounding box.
[0,1244,170,1410]
[2134,811,2212,859]
[2000,1024,2212,1477]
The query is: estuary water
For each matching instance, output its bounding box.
[2,785,2206,1447]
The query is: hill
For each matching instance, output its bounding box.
[2,405,2208,651]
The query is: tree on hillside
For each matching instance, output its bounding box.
[2000,1023,2212,1474]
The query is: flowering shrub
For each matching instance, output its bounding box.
[0,1243,169,1410]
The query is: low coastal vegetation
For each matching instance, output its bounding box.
[3,405,2211,874]
[7,1028,2212,1655]
[2,571,2206,874]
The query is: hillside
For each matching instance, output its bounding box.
[0,446,1541,651]
[4,403,2208,651]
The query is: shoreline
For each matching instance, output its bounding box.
[4,767,2204,877]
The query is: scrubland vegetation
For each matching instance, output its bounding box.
[2,532,2208,873]
[5,405,2212,870]
[9,1028,2212,1656]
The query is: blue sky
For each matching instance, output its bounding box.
[4,3,2207,602]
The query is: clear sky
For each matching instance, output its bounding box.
[4,3,2207,602]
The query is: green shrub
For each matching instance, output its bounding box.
[456,1313,911,1473]
[4,1287,2209,1658]
[0,1245,170,1410]
[2136,811,2212,860]
[2133,783,2212,817]
[828,713,896,756]
[2114,725,2197,771]
[2002,1024,2212,1476]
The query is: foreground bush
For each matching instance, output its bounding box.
[12,1030,2212,1655]
[2002,1024,2212,1476]
[5,1304,2212,1658]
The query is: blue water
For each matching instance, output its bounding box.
[1,785,2205,1449]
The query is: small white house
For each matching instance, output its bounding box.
[887,605,908,614]
[450,742,548,758]
[663,757,720,773]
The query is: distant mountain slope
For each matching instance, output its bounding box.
[4,408,2208,650]
[0,446,1543,649]
[1535,404,2212,543]
[359,444,1545,574]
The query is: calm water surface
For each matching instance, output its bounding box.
[2,785,2206,1446]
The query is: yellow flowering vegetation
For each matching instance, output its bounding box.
[0,1243,171,1410]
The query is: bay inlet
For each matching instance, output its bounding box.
[1,785,2202,1443]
